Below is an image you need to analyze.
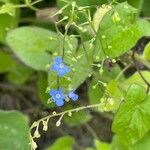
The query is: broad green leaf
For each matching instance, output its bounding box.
[95,2,150,60]
[111,132,150,150]
[129,132,150,150]
[124,71,150,90]
[112,83,150,145]
[8,63,33,85]
[46,136,75,150]
[6,27,77,71]
[6,27,56,71]
[144,42,150,61]
[0,51,16,73]
[0,110,29,150]
[64,110,92,127]
[0,0,19,43]
[94,139,110,150]
[111,135,128,150]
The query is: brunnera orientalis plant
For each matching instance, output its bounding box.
[0,0,150,150]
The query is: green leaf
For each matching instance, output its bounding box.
[124,71,150,90]
[106,80,123,99]
[95,2,150,59]
[0,0,19,43]
[88,78,103,104]
[6,27,56,71]
[142,0,150,17]
[94,139,110,150]
[8,63,33,85]
[111,132,150,150]
[64,110,92,127]
[6,27,78,71]
[0,51,16,73]
[0,110,29,150]
[144,42,150,61]
[112,83,150,145]
[37,72,54,107]
[46,136,75,150]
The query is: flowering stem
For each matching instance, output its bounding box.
[30,103,103,130]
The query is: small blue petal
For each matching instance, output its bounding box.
[55,99,64,106]
[54,57,62,64]
[68,91,79,101]
[49,89,57,96]
[57,65,71,77]
[51,63,59,71]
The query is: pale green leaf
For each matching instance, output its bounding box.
[6,27,77,71]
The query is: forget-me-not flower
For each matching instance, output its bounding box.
[68,90,79,101]
[51,56,71,77]
[49,88,66,106]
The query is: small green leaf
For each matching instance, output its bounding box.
[8,63,33,85]
[0,51,16,73]
[46,136,75,150]
[64,110,92,127]
[112,83,150,145]
[0,110,29,150]
[144,42,150,61]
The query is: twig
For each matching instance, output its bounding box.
[132,51,150,93]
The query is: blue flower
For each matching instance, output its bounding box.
[51,56,71,77]
[68,90,79,101]
[49,89,66,106]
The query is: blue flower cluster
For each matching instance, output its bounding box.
[49,56,79,107]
